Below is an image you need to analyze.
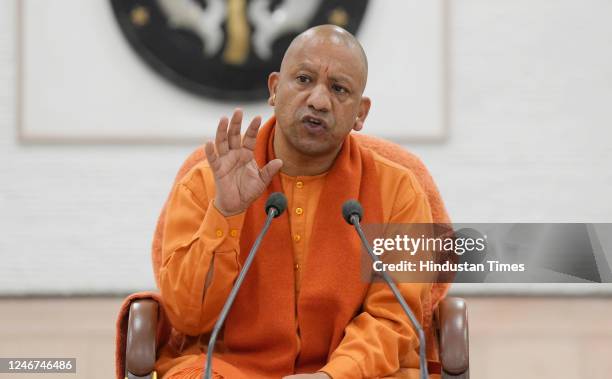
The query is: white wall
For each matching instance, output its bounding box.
[1,0,611,295]
[19,0,444,142]
[411,0,612,225]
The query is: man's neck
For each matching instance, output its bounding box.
[273,132,341,177]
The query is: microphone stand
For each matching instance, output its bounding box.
[203,207,279,379]
[350,214,429,379]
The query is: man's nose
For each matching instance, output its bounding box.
[306,84,331,113]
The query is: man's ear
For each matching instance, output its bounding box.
[267,72,280,106]
[353,96,371,132]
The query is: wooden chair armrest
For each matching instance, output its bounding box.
[435,297,469,379]
[125,299,158,379]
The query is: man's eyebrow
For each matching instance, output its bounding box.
[295,63,357,86]
[329,74,355,86]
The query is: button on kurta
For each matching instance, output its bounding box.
[295,207,303,215]
[215,229,223,237]
[294,234,301,242]
[230,229,238,237]
[296,181,304,189]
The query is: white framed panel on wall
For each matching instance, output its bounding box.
[358,0,448,142]
[17,0,448,144]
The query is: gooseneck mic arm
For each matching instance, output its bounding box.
[342,200,429,379]
[203,192,287,379]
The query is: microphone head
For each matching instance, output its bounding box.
[342,200,363,225]
[265,192,287,218]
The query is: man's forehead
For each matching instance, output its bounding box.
[296,27,355,47]
[286,28,365,63]
[291,36,358,56]
[281,29,368,86]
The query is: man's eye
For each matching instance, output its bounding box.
[297,75,310,83]
[333,84,348,94]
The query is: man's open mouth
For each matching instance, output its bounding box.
[301,115,328,133]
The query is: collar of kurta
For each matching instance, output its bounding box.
[253,115,383,225]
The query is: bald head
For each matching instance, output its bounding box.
[280,25,368,91]
[267,24,372,161]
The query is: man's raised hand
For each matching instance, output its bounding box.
[204,109,283,216]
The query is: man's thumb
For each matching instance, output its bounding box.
[260,159,283,185]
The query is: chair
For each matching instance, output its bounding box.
[115,133,469,379]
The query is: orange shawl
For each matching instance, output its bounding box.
[212,117,383,377]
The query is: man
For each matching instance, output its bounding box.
[156,25,434,379]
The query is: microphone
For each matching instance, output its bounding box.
[342,200,429,379]
[265,192,288,218]
[203,192,287,379]
[342,200,362,226]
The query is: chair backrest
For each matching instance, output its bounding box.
[150,133,451,314]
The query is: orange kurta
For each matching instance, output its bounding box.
[156,119,434,379]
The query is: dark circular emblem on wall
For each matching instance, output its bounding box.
[110,0,370,101]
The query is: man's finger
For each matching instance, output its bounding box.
[228,109,243,150]
[242,116,262,151]
[204,141,221,173]
[259,159,283,186]
[215,116,229,156]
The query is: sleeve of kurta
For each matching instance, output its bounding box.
[159,171,245,336]
[320,172,434,379]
